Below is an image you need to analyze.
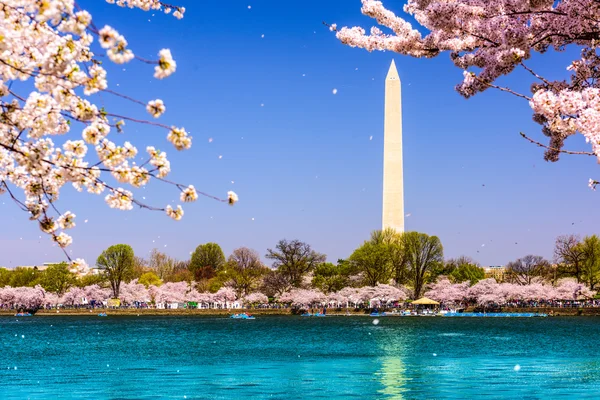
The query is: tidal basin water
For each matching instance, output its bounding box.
[1,316,600,399]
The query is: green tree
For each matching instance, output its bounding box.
[189,243,226,281]
[75,274,107,288]
[433,256,485,285]
[369,228,407,284]
[450,263,485,285]
[41,262,76,296]
[217,247,269,297]
[312,262,351,293]
[96,244,135,298]
[402,232,444,299]
[138,271,163,288]
[8,267,43,287]
[581,235,600,290]
[430,255,475,280]
[0,267,12,287]
[266,239,326,287]
[349,241,393,286]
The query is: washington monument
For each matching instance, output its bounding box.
[382,60,404,232]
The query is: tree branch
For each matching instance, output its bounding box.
[520,132,595,156]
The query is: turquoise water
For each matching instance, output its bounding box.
[1,315,599,399]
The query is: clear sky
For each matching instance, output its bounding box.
[0,1,597,268]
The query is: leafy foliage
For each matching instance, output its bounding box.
[96,244,135,298]
[40,262,76,296]
[190,243,226,281]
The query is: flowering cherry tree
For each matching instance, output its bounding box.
[335,0,600,187]
[0,0,238,270]
[554,278,596,300]
[154,281,188,304]
[278,289,326,308]
[84,284,111,303]
[425,278,469,304]
[61,286,86,306]
[118,280,149,304]
[242,292,269,306]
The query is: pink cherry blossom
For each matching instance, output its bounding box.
[61,287,87,306]
[337,0,600,172]
[118,280,150,304]
[243,292,269,305]
[278,289,326,307]
[425,278,469,304]
[0,0,232,268]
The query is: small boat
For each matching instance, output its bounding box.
[230,313,255,320]
[314,312,326,317]
[370,312,387,317]
[301,313,313,317]
[15,313,32,317]
[98,313,108,317]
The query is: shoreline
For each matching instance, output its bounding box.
[1,307,599,317]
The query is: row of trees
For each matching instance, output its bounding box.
[0,230,445,300]
[426,278,595,306]
[2,230,599,302]
[1,277,593,311]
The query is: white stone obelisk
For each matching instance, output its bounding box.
[382,60,404,232]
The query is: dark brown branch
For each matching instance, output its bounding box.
[520,132,595,156]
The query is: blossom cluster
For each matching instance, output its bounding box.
[425,277,596,306]
[0,1,236,263]
[277,284,408,307]
[0,281,243,308]
[3,277,594,310]
[337,1,600,174]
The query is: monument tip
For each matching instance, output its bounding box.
[386,59,400,81]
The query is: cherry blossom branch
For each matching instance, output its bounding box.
[519,132,595,156]
[473,75,531,100]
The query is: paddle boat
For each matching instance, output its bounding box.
[98,313,108,317]
[302,308,327,317]
[230,313,255,320]
[15,312,32,317]
[370,312,387,317]
[370,308,387,317]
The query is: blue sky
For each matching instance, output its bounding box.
[0,1,598,268]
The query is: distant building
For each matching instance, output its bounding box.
[484,266,506,282]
